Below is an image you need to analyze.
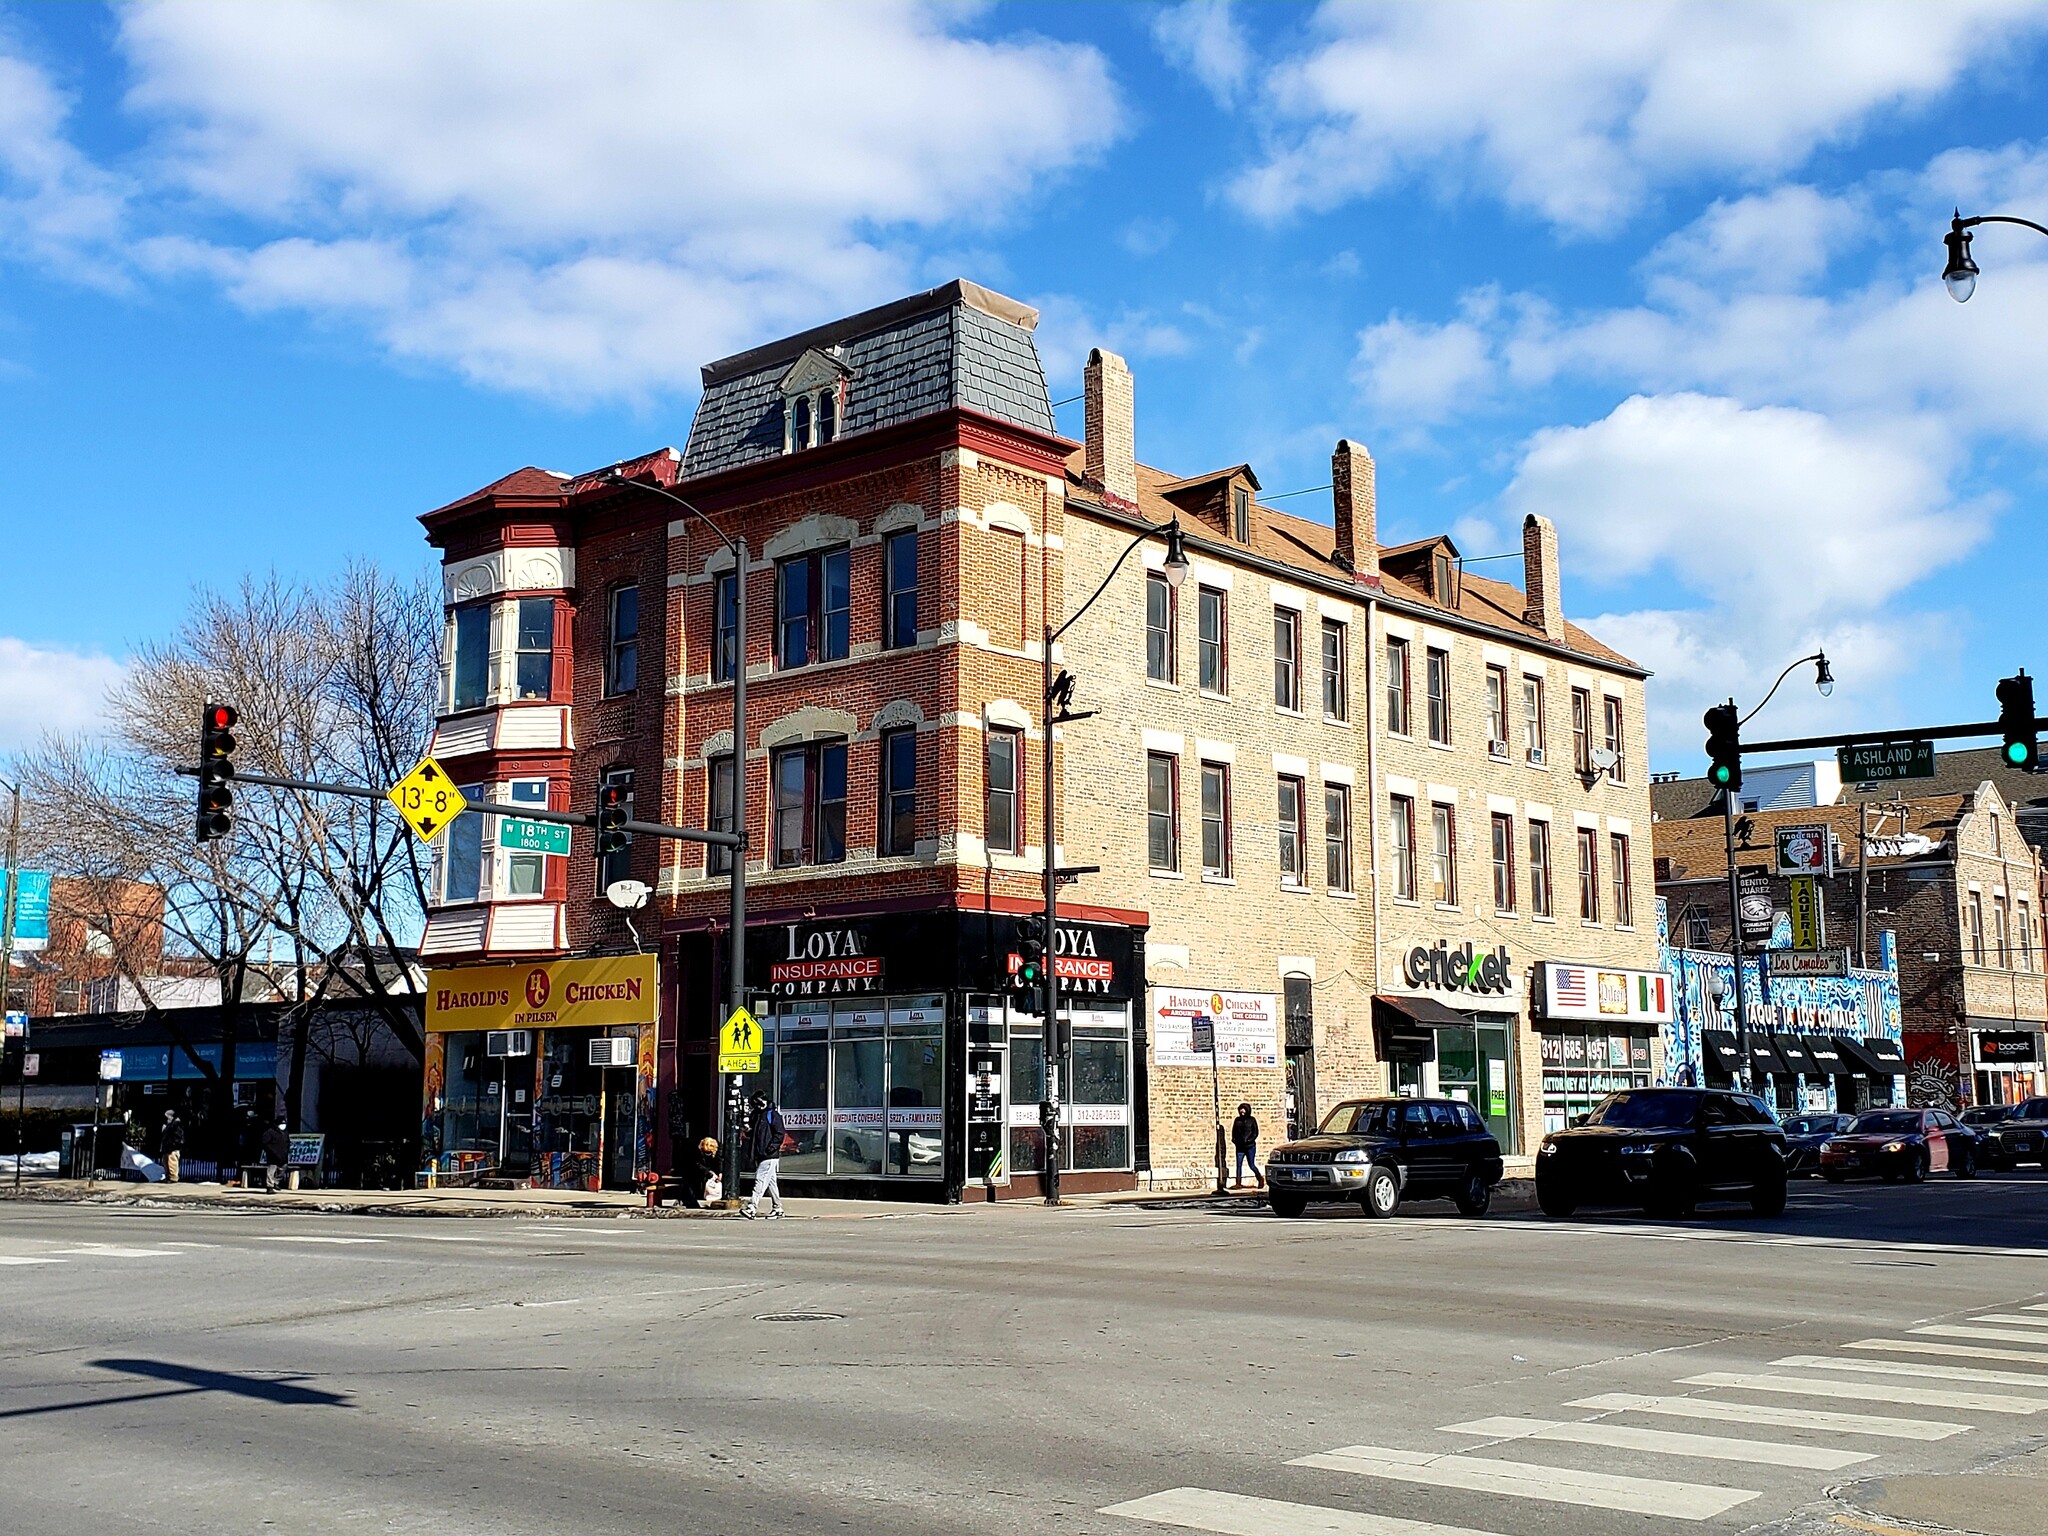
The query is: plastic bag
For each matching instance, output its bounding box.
[702,1174,722,1203]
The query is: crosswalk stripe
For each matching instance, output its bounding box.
[1682,1370,2048,1414]
[49,1246,178,1258]
[1564,1393,1965,1440]
[0,1255,65,1266]
[2026,1304,2048,1313]
[1439,1415,1873,1470]
[1288,1444,1757,1520]
[1847,1337,2048,1366]
[1970,1313,2048,1328]
[1102,1487,1508,1536]
[1912,1324,2048,1346]
[1773,1354,2048,1389]
[248,1235,386,1245]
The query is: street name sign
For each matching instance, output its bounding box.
[1767,947,1850,980]
[718,1007,763,1075]
[387,756,467,842]
[1788,875,1823,953]
[500,817,572,856]
[1839,740,1935,784]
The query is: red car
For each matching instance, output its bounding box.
[1819,1108,1979,1182]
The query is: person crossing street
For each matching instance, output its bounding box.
[741,1094,786,1219]
[1231,1102,1263,1189]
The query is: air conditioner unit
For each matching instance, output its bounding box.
[486,1029,533,1058]
[1528,747,1546,766]
[589,1037,636,1068]
[1488,741,1509,762]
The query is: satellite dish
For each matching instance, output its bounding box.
[605,880,651,910]
[1589,747,1619,772]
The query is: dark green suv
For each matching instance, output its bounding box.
[1265,1097,1504,1219]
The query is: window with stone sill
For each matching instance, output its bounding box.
[784,383,842,453]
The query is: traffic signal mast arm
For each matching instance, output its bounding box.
[1739,716,2044,755]
[174,764,742,847]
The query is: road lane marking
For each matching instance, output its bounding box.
[1681,1371,2048,1414]
[247,1235,386,1245]
[1969,1313,2048,1328]
[1774,1354,2048,1389]
[1439,1415,1873,1471]
[1288,1444,1758,1520]
[0,1256,65,1266]
[1847,1338,2048,1366]
[1911,1324,2048,1346]
[1103,1487,1509,1536]
[1564,1393,1965,1440]
[49,1246,179,1258]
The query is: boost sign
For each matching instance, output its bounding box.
[425,954,658,1032]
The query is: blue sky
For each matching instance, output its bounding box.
[6,1,2048,769]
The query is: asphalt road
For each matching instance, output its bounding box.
[2,1173,2046,1536]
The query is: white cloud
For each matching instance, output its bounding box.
[1030,292,1195,390]
[1644,185,1864,290]
[90,0,1122,400]
[1119,217,1176,257]
[0,45,128,283]
[0,638,125,752]
[1354,314,1496,423]
[1232,0,2048,230]
[1151,0,1252,108]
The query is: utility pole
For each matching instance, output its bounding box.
[1858,799,1870,970]
[2,778,21,1186]
[1040,617,1064,1206]
[1721,789,1751,1097]
[723,536,748,1210]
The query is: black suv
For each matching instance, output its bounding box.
[1984,1097,2048,1169]
[1266,1097,1504,1219]
[1535,1088,1788,1219]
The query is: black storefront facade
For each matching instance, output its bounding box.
[672,902,1147,1201]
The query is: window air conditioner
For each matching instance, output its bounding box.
[1528,747,1546,766]
[1489,741,1509,761]
[486,1029,533,1058]
[589,1037,637,1068]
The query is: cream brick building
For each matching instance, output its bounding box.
[1062,351,1665,1176]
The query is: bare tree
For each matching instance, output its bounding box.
[14,564,439,1145]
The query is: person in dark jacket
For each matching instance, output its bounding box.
[261,1118,291,1191]
[159,1111,186,1183]
[741,1095,785,1218]
[678,1135,721,1208]
[1230,1103,1262,1189]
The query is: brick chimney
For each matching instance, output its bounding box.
[1084,348,1137,509]
[1332,438,1376,580]
[1522,513,1564,640]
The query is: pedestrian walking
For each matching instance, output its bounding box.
[1230,1102,1263,1189]
[741,1094,786,1218]
[159,1110,185,1183]
[261,1117,291,1192]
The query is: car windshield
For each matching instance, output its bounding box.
[1852,1111,1922,1134]
[1782,1115,1842,1135]
[1319,1102,1392,1136]
[1583,1092,1698,1129]
[1961,1108,2006,1124]
[2018,1099,2048,1120]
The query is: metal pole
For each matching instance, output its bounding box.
[1858,800,1870,970]
[1042,619,1061,1206]
[1722,787,1751,1096]
[723,537,748,1209]
[1210,1044,1225,1195]
[3,782,20,1186]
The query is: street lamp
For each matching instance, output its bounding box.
[598,469,748,1206]
[1943,209,2048,302]
[1038,518,1186,1206]
[1720,650,1836,1099]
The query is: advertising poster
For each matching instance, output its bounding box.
[2,871,52,953]
[1153,988,1280,1068]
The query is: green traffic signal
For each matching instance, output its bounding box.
[1710,763,1733,786]
[2008,739,2033,766]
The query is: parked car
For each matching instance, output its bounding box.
[1960,1104,2014,1132]
[1819,1108,1978,1181]
[1978,1096,2048,1170]
[1265,1097,1503,1219]
[1535,1088,1787,1219]
[1780,1113,1856,1177]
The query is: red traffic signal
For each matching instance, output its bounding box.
[197,702,239,841]
[595,780,629,857]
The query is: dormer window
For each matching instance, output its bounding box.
[779,347,852,454]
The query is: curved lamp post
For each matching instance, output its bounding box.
[1722,650,1834,1098]
[1943,210,2048,302]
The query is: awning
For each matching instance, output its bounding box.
[1374,995,1471,1028]
[1372,995,1458,1063]
[1772,1033,1819,1076]
[1746,1035,1789,1077]
[1801,1034,1850,1075]
[1831,1035,1892,1078]
[1862,1036,1907,1074]
[1700,1029,1743,1076]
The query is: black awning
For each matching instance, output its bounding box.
[1862,1036,1907,1072]
[1374,994,1471,1028]
[1372,996,1455,1063]
[1831,1035,1891,1078]
[1700,1029,1743,1075]
[1746,1035,1789,1076]
[1801,1034,1850,1075]
[1772,1033,1819,1076]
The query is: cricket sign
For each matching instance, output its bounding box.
[425,954,658,1032]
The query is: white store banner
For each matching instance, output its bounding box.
[1153,987,1281,1068]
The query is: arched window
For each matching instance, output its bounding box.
[792,393,812,451]
[818,387,838,444]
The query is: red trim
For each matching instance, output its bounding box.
[662,890,1150,936]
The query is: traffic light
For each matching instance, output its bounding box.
[1998,671,2037,771]
[1011,913,1047,1015]
[196,702,238,842]
[1703,702,1742,795]
[595,781,629,859]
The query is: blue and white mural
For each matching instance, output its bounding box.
[1655,898,1903,1113]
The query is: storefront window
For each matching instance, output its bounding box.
[776,1005,831,1176]
[1010,1027,1045,1175]
[887,1008,945,1177]
[831,1005,886,1174]
[1070,1017,1132,1171]
[535,1032,602,1187]
[751,994,950,1179]
[1541,1030,1653,1134]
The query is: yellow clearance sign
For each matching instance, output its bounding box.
[425,955,659,1033]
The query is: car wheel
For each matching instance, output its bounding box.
[1645,1171,1697,1220]
[1822,1169,1848,1183]
[1360,1164,1401,1219]
[1954,1145,1977,1180]
[1453,1172,1492,1217]
[1535,1178,1577,1220]
[1750,1172,1788,1216]
[1269,1191,1307,1218]
[1908,1149,1929,1184]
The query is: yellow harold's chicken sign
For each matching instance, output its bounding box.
[425,954,659,1032]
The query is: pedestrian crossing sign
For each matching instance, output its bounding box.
[718,1006,762,1074]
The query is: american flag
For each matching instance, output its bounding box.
[1551,966,1590,1009]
